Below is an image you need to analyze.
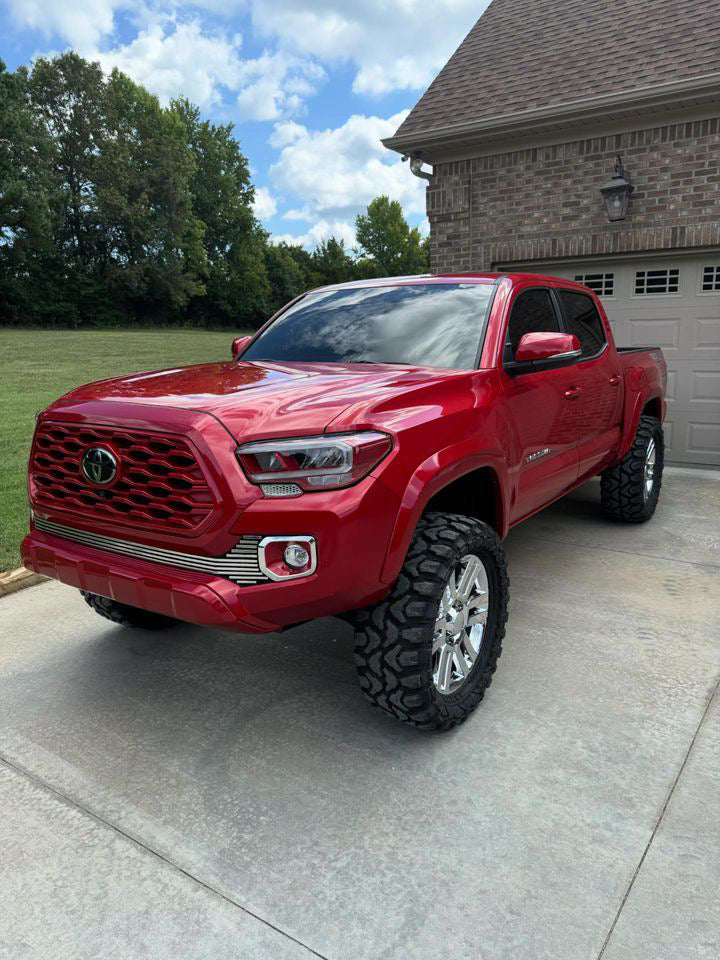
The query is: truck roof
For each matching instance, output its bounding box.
[312,272,593,294]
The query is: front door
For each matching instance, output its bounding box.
[501,287,582,522]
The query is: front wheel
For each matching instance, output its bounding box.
[600,415,664,523]
[353,513,509,731]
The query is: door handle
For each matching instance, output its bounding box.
[609,375,622,387]
[564,386,582,400]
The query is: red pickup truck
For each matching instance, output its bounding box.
[23,273,666,731]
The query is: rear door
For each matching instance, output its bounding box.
[554,287,624,480]
[500,287,582,522]
[523,258,720,466]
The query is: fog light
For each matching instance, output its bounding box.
[258,535,316,581]
[284,543,310,569]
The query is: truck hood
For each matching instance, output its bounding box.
[53,359,470,439]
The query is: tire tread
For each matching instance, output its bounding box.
[354,513,509,731]
[600,415,664,523]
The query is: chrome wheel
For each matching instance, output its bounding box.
[432,553,490,695]
[643,437,656,502]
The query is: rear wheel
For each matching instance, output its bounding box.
[353,512,509,731]
[600,415,664,522]
[80,591,179,630]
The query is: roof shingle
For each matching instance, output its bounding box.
[394,0,720,139]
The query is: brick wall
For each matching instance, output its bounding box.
[426,118,720,273]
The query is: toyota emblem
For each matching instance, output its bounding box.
[81,447,118,485]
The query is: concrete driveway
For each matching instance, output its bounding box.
[1,467,719,960]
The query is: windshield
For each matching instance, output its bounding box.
[242,283,496,370]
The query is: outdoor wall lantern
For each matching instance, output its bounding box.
[599,155,634,221]
[403,151,433,182]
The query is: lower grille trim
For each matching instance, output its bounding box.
[33,515,268,585]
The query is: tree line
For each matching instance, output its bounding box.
[0,54,429,329]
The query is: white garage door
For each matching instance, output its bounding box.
[507,257,720,466]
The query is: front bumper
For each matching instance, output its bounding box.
[23,475,399,633]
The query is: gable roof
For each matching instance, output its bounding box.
[385,0,720,158]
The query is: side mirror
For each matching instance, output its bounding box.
[508,332,581,372]
[231,335,252,358]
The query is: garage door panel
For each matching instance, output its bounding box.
[686,414,720,465]
[691,368,720,403]
[693,316,720,353]
[623,318,681,352]
[666,359,716,405]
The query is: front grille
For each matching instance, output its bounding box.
[30,422,215,532]
[34,515,268,585]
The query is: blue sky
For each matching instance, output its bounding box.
[0,1,486,249]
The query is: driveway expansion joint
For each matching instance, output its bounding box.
[0,752,332,960]
[524,534,720,570]
[595,672,720,960]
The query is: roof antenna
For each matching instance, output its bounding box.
[402,151,433,182]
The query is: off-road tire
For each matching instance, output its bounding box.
[353,513,509,731]
[600,415,664,523]
[80,591,179,630]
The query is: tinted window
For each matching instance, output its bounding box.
[506,289,559,356]
[242,283,495,370]
[559,290,607,357]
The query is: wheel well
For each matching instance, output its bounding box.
[423,467,503,534]
[642,397,662,420]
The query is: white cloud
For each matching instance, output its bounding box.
[269,111,427,222]
[269,121,307,148]
[87,17,324,119]
[252,186,277,220]
[7,0,467,250]
[6,0,120,50]
[8,1,487,112]
[235,51,325,121]
[94,20,244,107]
[249,0,487,96]
[273,218,356,250]
[10,3,324,118]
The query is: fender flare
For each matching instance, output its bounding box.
[379,440,509,584]
[617,377,665,461]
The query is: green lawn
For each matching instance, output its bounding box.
[0,329,240,573]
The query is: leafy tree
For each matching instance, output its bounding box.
[172,99,269,327]
[0,55,431,329]
[281,243,316,289]
[28,53,105,270]
[312,237,356,286]
[355,195,429,277]
[21,53,132,325]
[98,75,206,321]
[0,61,55,323]
[0,62,51,249]
[264,243,308,316]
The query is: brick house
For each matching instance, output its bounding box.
[384,0,720,465]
